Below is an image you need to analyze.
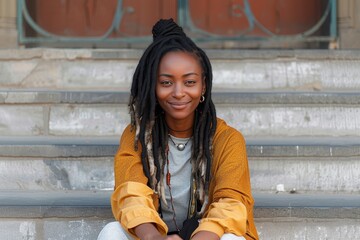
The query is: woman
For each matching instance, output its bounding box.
[98,19,258,240]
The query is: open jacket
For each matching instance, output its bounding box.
[111,118,258,240]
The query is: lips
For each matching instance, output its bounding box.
[168,101,190,109]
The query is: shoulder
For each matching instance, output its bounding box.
[214,118,245,145]
[121,124,135,138]
[119,124,139,150]
[211,118,248,175]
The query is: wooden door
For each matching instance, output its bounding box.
[189,0,325,36]
[32,0,177,37]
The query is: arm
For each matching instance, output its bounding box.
[192,198,247,238]
[111,125,168,237]
[134,223,164,240]
[112,181,168,236]
[191,231,219,240]
[134,223,183,240]
[192,123,256,239]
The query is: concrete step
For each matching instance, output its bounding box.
[4,191,360,217]
[0,191,111,240]
[255,193,360,239]
[256,218,360,240]
[1,215,358,240]
[0,190,359,240]
[1,49,360,91]
[1,47,359,239]
[0,137,359,193]
[1,90,359,138]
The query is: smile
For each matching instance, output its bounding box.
[168,101,190,109]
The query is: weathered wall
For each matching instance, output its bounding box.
[0,0,17,49]
[338,0,360,49]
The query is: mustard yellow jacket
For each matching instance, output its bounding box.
[111,118,258,240]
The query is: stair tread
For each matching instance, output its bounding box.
[0,190,359,208]
[2,49,360,91]
[254,192,360,208]
[1,136,359,146]
[0,190,110,207]
[1,90,360,104]
[2,49,360,61]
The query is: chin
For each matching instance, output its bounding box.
[168,113,192,121]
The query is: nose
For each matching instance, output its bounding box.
[173,83,185,98]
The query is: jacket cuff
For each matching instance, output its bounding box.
[126,217,167,236]
[191,221,224,239]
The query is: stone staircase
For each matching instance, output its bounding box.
[0,49,360,239]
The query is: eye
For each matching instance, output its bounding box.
[185,80,196,86]
[159,80,172,86]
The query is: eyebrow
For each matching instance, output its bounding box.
[158,72,200,77]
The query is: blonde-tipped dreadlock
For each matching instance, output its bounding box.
[128,19,217,216]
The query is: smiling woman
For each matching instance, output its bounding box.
[97,19,258,240]
[156,51,205,138]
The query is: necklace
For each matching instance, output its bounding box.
[167,126,193,133]
[168,135,191,151]
[165,145,180,232]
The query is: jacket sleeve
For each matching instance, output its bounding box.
[193,123,256,239]
[112,182,168,236]
[111,125,168,237]
[192,198,247,237]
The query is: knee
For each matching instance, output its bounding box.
[221,233,246,240]
[97,222,122,240]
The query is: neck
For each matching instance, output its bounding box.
[165,114,194,138]
[168,126,193,138]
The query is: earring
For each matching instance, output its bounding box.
[200,95,205,103]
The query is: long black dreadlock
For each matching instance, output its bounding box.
[129,19,217,216]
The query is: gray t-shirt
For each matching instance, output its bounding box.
[161,135,192,232]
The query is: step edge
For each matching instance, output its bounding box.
[1,91,359,104]
[1,190,359,208]
[0,136,359,146]
[3,49,360,60]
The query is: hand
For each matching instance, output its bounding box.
[191,231,220,240]
[163,234,183,240]
[134,223,183,240]
[145,233,182,240]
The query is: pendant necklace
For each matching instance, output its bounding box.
[168,134,191,151]
[165,145,180,232]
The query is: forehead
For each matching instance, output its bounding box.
[158,51,202,72]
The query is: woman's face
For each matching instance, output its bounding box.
[156,51,205,127]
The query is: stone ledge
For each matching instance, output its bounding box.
[2,49,360,60]
[254,192,360,208]
[2,190,359,208]
[0,206,112,218]
[0,191,359,219]
[0,218,359,240]
[0,137,359,157]
[0,190,110,207]
[2,50,360,90]
[0,145,118,157]
[0,155,358,192]
[0,219,108,240]
[2,135,360,146]
[1,90,360,104]
[256,219,360,240]
[1,91,359,137]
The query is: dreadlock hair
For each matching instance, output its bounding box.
[128,18,217,216]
